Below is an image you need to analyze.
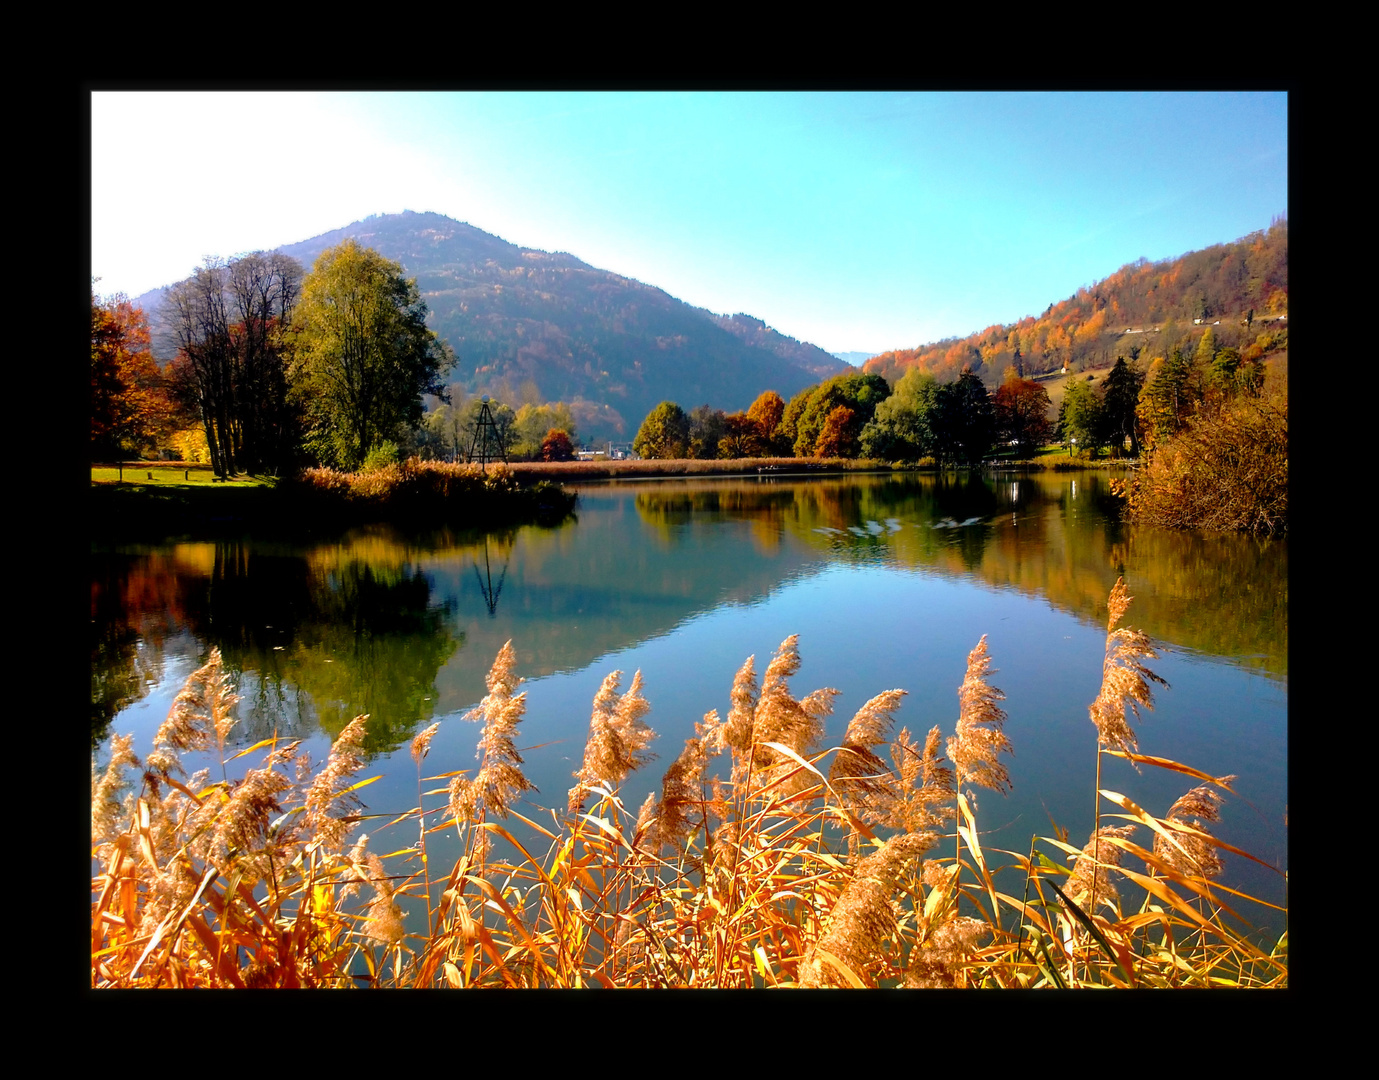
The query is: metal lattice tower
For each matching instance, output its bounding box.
[467,398,509,467]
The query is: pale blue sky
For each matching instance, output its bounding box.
[91,91,1287,357]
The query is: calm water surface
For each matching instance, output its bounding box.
[92,470,1288,930]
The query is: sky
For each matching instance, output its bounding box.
[91,91,1287,359]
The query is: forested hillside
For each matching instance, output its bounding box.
[864,218,1288,386]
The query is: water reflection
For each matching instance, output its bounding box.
[93,471,1286,761]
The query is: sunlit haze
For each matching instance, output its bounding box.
[91,91,1287,359]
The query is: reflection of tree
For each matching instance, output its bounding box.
[91,549,197,748]
[633,485,797,543]
[266,559,460,755]
[166,537,463,757]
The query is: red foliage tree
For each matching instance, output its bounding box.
[993,373,1052,457]
[540,428,576,462]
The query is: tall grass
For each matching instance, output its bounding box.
[281,459,576,524]
[92,580,1285,988]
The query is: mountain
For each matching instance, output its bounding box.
[140,211,847,444]
[861,217,1288,387]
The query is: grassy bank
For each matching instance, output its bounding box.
[92,580,1285,989]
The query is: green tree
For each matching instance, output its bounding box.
[859,368,940,461]
[633,401,690,459]
[1059,379,1106,457]
[290,241,453,470]
[932,369,996,464]
[688,404,727,459]
[1136,348,1197,450]
[1098,356,1145,457]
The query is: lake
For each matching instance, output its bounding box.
[92,469,1288,934]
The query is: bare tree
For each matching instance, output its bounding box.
[162,252,302,477]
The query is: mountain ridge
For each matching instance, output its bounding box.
[136,210,848,443]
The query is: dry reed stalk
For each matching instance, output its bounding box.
[1089,579,1168,757]
[1153,780,1235,880]
[449,641,535,831]
[905,914,990,988]
[569,669,656,812]
[1063,824,1138,915]
[748,636,838,798]
[1086,578,1167,920]
[947,636,1012,797]
[798,832,932,987]
[886,726,955,841]
[829,690,907,841]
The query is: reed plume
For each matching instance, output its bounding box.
[1063,824,1137,914]
[655,712,719,853]
[721,654,759,766]
[450,641,536,824]
[830,690,906,822]
[750,636,838,796]
[1089,578,1168,756]
[1153,780,1234,879]
[798,832,931,987]
[905,916,989,989]
[886,725,955,840]
[569,669,656,812]
[360,851,406,945]
[947,635,1012,795]
[92,733,140,847]
[303,715,369,854]
[145,648,239,780]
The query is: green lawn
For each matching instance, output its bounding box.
[91,464,274,489]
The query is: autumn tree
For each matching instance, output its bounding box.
[717,411,765,458]
[290,241,453,470]
[540,429,576,461]
[91,288,172,460]
[746,390,788,455]
[813,405,860,458]
[992,370,1053,457]
[633,401,690,459]
[511,402,579,460]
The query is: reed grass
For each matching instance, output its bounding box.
[92,581,1286,989]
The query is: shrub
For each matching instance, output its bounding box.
[1125,393,1286,535]
[362,441,401,472]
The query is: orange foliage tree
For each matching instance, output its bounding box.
[91,289,174,460]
